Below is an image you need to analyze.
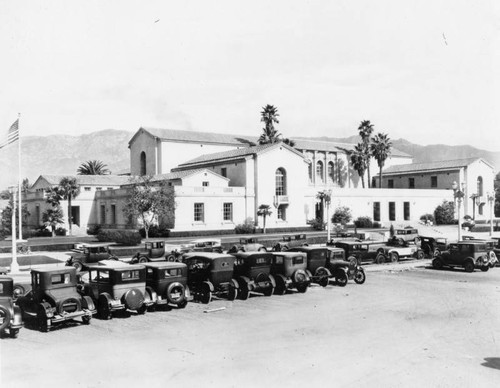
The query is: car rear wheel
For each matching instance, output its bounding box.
[0,306,11,332]
[464,260,475,273]
[177,300,188,309]
[199,282,212,304]
[82,315,91,325]
[263,285,274,297]
[72,261,83,272]
[390,252,399,263]
[296,283,308,293]
[481,266,489,272]
[375,253,386,264]
[10,328,19,338]
[432,257,443,270]
[137,304,148,314]
[37,307,50,333]
[238,279,250,301]
[227,282,238,301]
[97,297,112,320]
[138,256,148,264]
[274,275,287,295]
[166,254,175,262]
[316,268,330,287]
[354,269,366,284]
[416,250,424,260]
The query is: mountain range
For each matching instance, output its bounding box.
[1,129,498,190]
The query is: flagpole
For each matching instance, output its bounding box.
[18,113,23,241]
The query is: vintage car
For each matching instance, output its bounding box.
[380,244,425,262]
[168,239,224,261]
[332,241,387,265]
[182,252,239,303]
[231,252,276,299]
[420,236,450,257]
[228,237,267,253]
[326,247,366,286]
[0,276,24,338]
[16,267,95,332]
[130,239,167,264]
[79,263,154,319]
[286,247,333,287]
[389,228,420,245]
[270,252,310,294]
[66,243,118,271]
[144,262,189,309]
[432,241,498,272]
[273,234,308,252]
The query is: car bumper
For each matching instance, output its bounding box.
[50,309,95,323]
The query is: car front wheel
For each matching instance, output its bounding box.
[432,257,443,270]
[354,269,366,284]
[335,271,348,287]
[464,260,475,273]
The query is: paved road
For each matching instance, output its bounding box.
[1,264,500,388]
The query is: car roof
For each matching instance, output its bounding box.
[31,266,76,274]
[183,252,234,261]
[271,252,306,257]
[190,238,221,243]
[80,242,116,248]
[88,262,145,270]
[142,262,185,269]
[231,251,273,258]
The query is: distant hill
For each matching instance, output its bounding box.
[1,129,498,190]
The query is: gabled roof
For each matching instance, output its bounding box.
[149,169,229,183]
[129,127,257,147]
[383,157,493,175]
[31,175,133,188]
[174,142,304,169]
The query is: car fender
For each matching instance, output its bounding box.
[82,295,95,312]
[146,286,158,304]
[231,278,240,290]
[203,280,215,293]
[292,269,309,284]
[98,292,114,308]
[12,305,23,326]
[39,301,55,318]
[268,274,276,288]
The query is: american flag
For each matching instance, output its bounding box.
[0,119,19,149]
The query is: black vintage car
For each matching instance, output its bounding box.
[326,247,366,286]
[332,241,387,265]
[79,263,154,319]
[231,252,276,299]
[273,234,308,252]
[182,252,239,304]
[0,276,24,338]
[143,262,189,309]
[270,252,310,294]
[419,236,450,257]
[130,239,167,264]
[66,243,118,272]
[286,247,332,287]
[16,267,95,332]
[432,241,497,272]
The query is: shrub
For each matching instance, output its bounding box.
[139,225,170,238]
[373,222,381,229]
[420,213,435,223]
[235,218,255,234]
[97,229,142,246]
[87,224,101,236]
[308,218,326,231]
[332,206,352,225]
[434,200,455,225]
[55,227,67,236]
[354,216,373,228]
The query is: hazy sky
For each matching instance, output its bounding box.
[1,0,498,151]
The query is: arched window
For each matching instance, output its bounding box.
[275,168,287,196]
[308,162,313,183]
[316,161,324,183]
[328,161,335,184]
[140,152,146,176]
[477,176,483,196]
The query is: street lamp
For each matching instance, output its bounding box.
[487,192,495,236]
[452,181,465,241]
[8,186,20,274]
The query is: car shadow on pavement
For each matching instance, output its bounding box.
[482,358,500,370]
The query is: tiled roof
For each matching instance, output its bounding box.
[138,127,258,146]
[383,158,491,175]
[37,175,133,187]
[131,127,410,158]
[176,142,304,168]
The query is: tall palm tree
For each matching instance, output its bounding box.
[370,133,392,188]
[58,177,80,235]
[257,204,272,234]
[77,160,110,175]
[350,143,368,188]
[358,120,374,187]
[259,105,281,144]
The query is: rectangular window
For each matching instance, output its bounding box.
[84,187,91,191]
[100,205,106,224]
[277,205,287,220]
[221,168,227,178]
[202,181,209,187]
[388,179,394,188]
[431,176,437,188]
[409,178,415,189]
[404,202,410,221]
[389,202,396,221]
[373,202,381,222]
[51,274,70,285]
[96,187,102,191]
[223,203,233,221]
[121,270,141,280]
[107,187,114,190]
[111,204,116,224]
[194,203,204,222]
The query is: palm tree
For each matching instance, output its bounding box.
[350,143,368,188]
[257,204,272,234]
[259,105,281,144]
[77,160,110,175]
[358,120,374,187]
[370,133,392,188]
[42,207,64,237]
[58,177,80,235]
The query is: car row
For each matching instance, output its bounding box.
[1,246,366,337]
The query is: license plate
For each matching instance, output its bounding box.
[171,292,181,298]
